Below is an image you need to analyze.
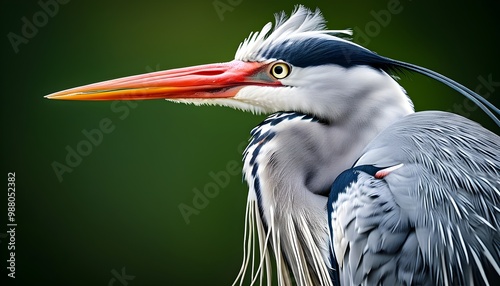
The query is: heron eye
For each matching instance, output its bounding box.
[270,62,291,79]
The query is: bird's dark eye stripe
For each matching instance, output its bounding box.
[263,38,388,69]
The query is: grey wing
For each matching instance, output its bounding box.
[329,111,500,285]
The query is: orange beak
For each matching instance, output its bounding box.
[45,60,280,100]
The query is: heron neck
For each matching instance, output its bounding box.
[316,76,415,187]
[240,74,414,284]
[241,90,413,284]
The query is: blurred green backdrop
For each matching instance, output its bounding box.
[1,0,499,285]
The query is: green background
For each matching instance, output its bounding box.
[2,0,499,285]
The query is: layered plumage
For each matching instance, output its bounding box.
[329,111,499,285]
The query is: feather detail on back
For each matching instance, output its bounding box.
[329,111,500,285]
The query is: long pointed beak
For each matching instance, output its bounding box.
[45,60,277,100]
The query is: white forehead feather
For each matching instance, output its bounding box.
[234,5,352,62]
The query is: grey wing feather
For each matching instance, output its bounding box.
[335,111,500,285]
[333,172,430,285]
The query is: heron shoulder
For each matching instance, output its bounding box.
[330,110,500,285]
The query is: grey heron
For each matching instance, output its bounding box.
[46,6,499,286]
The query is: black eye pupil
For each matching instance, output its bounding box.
[274,66,283,74]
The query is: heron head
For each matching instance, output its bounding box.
[46,6,498,126]
[45,6,412,122]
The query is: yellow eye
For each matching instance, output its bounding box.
[270,62,291,79]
